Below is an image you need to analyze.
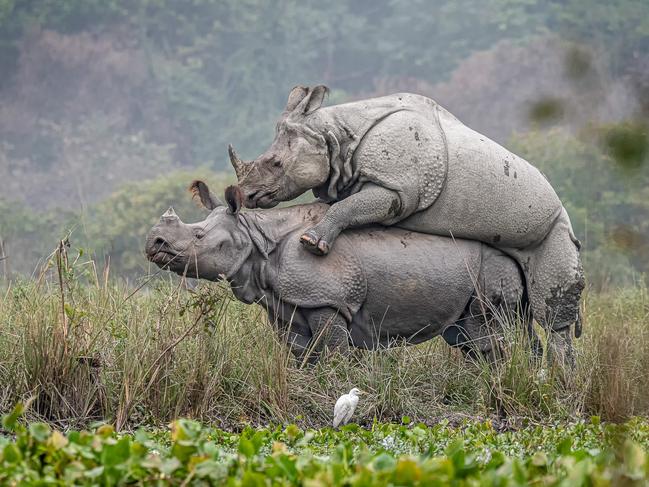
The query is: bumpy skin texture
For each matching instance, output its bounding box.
[237,89,584,335]
[145,200,547,363]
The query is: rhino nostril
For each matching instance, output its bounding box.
[154,237,167,247]
[247,190,260,201]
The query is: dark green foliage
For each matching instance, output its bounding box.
[80,169,233,278]
[528,97,565,124]
[0,199,70,277]
[511,129,649,287]
[601,122,649,171]
[0,0,647,283]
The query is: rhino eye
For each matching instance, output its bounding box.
[273,159,282,167]
[194,229,205,240]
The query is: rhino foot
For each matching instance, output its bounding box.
[299,230,330,255]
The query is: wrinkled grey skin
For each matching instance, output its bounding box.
[231,86,584,338]
[144,182,572,364]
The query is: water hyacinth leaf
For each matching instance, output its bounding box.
[284,424,302,443]
[531,451,548,467]
[84,466,104,479]
[558,437,573,455]
[171,419,201,442]
[159,457,182,475]
[48,431,68,450]
[238,437,255,459]
[623,440,647,480]
[394,458,422,483]
[251,431,266,453]
[511,458,528,484]
[274,454,299,481]
[372,452,397,471]
[2,403,25,431]
[28,422,51,442]
[445,439,466,468]
[241,470,266,487]
[193,459,227,480]
[101,436,131,467]
[95,424,115,438]
[2,443,23,464]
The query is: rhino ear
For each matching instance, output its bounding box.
[189,180,223,210]
[297,85,329,115]
[224,185,243,215]
[285,85,309,112]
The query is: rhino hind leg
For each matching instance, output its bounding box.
[520,208,584,333]
[507,208,583,370]
[443,245,541,363]
[547,326,575,371]
[526,317,544,365]
[515,207,584,337]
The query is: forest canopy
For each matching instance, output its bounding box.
[0,0,647,286]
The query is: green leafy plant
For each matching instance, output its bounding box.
[1,405,648,485]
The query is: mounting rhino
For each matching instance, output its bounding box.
[228,85,584,341]
[145,181,553,364]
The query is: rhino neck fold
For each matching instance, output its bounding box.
[228,253,270,305]
[238,205,329,254]
[227,206,326,304]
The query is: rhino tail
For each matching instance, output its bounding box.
[574,307,583,339]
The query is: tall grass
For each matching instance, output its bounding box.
[0,250,647,431]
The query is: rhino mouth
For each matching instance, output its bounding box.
[147,238,180,266]
[248,188,280,209]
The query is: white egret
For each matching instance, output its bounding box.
[333,388,362,428]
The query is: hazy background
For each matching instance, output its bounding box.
[0,0,647,288]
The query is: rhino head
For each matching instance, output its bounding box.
[144,181,250,280]
[230,85,331,208]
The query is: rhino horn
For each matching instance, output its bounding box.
[228,144,250,180]
[160,207,180,222]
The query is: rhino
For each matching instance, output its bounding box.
[228,86,584,339]
[144,181,575,365]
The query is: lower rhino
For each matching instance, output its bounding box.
[229,86,584,340]
[144,181,574,365]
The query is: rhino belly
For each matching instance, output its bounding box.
[347,228,480,349]
[400,109,562,248]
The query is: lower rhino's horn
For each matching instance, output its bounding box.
[160,207,181,224]
[228,144,249,180]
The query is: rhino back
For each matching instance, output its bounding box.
[316,93,562,248]
[396,106,562,247]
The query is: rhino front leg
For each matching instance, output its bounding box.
[300,183,400,255]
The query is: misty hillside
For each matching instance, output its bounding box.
[0,0,647,282]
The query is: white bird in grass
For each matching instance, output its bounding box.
[333,388,363,428]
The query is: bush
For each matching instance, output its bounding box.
[510,128,649,289]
